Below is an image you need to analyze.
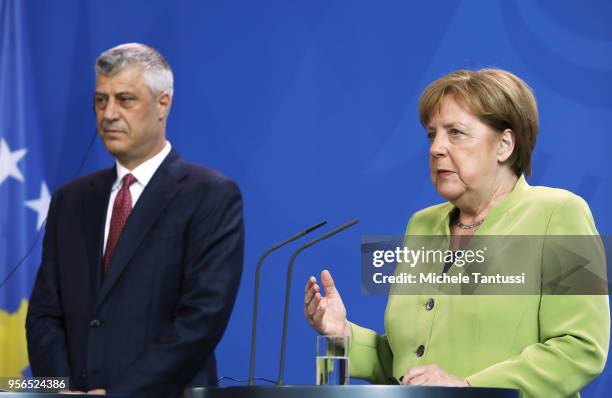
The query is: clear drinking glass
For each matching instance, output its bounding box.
[316,335,350,385]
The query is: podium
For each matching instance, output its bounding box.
[0,395,124,397]
[187,385,519,398]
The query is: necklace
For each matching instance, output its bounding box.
[456,218,485,229]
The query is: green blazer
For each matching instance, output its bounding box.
[348,176,610,398]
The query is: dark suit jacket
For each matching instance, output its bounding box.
[26,150,244,398]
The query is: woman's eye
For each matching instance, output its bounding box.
[449,128,463,136]
[426,132,435,141]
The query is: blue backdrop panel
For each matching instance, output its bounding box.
[1,0,610,396]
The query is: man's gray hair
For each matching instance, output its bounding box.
[96,43,174,96]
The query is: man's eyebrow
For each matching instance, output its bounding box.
[94,91,137,97]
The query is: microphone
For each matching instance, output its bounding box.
[248,221,328,385]
[277,218,359,386]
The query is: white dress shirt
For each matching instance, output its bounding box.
[103,141,172,254]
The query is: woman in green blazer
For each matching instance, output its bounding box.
[304,69,609,398]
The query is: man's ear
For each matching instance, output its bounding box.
[156,92,172,120]
[497,129,515,163]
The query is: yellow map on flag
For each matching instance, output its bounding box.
[0,299,29,376]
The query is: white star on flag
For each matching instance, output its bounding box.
[25,182,51,230]
[0,137,27,185]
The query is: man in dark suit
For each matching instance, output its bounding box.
[26,43,244,397]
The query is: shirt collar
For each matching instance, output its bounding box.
[113,141,172,190]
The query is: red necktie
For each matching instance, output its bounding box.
[103,173,137,274]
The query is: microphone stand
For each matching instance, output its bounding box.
[277,219,359,386]
[248,221,327,385]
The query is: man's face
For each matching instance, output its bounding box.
[94,66,170,169]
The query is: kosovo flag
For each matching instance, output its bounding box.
[0,0,50,376]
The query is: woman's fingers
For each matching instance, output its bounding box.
[305,276,316,293]
[304,277,316,305]
[400,365,467,387]
[304,273,345,335]
[320,270,337,295]
[402,365,428,384]
[305,282,319,307]
[312,297,327,323]
[307,292,323,316]
[407,375,429,385]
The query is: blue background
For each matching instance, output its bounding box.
[3,0,612,395]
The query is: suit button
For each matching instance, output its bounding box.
[425,298,434,311]
[416,345,425,357]
[81,371,87,379]
[90,319,101,327]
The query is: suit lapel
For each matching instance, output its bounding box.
[82,168,116,294]
[95,151,186,310]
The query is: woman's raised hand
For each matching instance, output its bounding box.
[304,270,351,338]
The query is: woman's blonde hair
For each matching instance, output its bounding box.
[419,68,538,176]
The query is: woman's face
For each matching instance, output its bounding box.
[427,96,507,205]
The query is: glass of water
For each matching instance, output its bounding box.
[316,335,350,385]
